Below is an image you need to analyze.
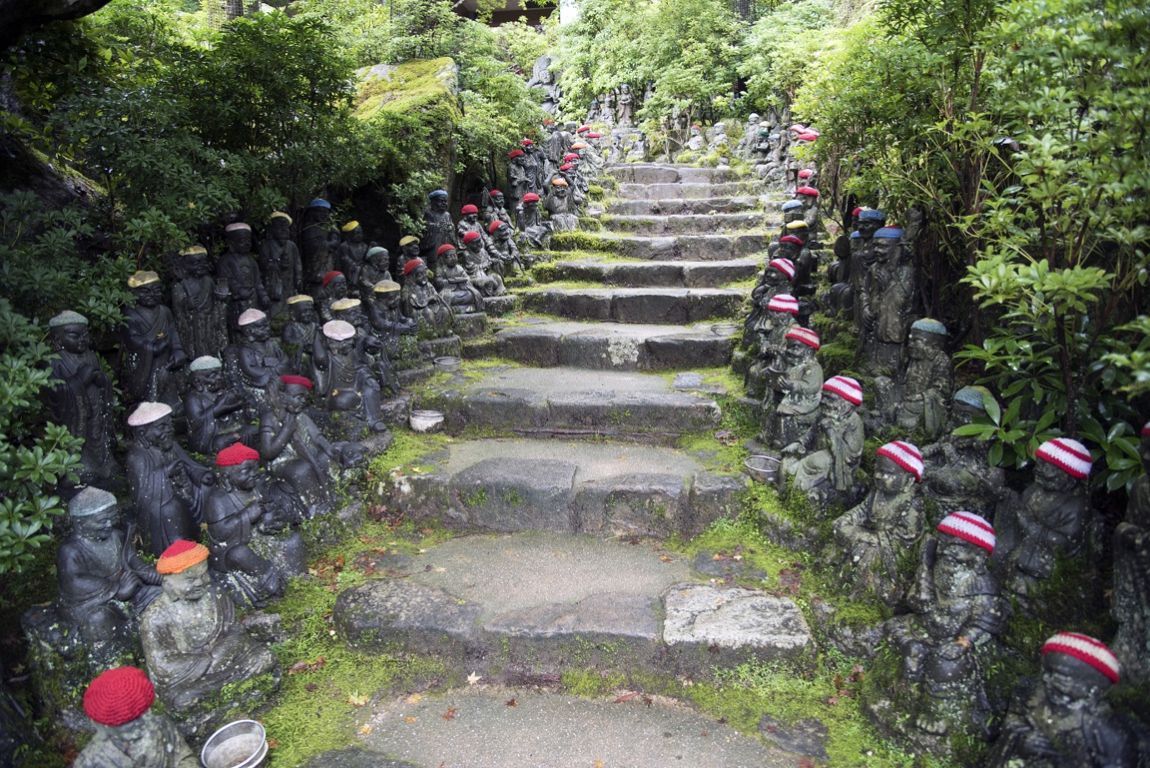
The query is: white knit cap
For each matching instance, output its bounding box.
[237,308,266,326]
[127,401,172,427]
[323,320,356,341]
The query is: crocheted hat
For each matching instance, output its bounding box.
[216,443,259,467]
[323,320,355,341]
[399,236,419,247]
[340,220,360,233]
[330,298,361,312]
[822,375,862,406]
[508,149,524,159]
[795,186,820,197]
[403,258,425,275]
[225,222,251,233]
[83,666,155,726]
[321,271,344,287]
[237,308,266,326]
[49,310,88,328]
[287,294,314,305]
[69,486,117,518]
[127,402,172,428]
[785,327,820,350]
[873,227,904,239]
[937,511,995,553]
[280,374,313,390]
[189,355,222,372]
[460,204,479,215]
[798,169,814,179]
[127,271,160,288]
[308,198,331,209]
[461,231,482,244]
[858,208,886,222]
[911,317,947,336]
[1041,632,1120,684]
[487,220,505,235]
[268,211,292,224]
[768,258,795,280]
[521,193,540,203]
[156,539,209,575]
[1035,437,1092,479]
[767,294,799,315]
[876,440,923,482]
[779,235,803,246]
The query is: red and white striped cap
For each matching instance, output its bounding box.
[1141,420,1150,437]
[822,375,862,406]
[768,258,796,281]
[767,294,799,315]
[1041,632,1120,684]
[785,327,820,350]
[877,440,924,482]
[1035,437,1092,479]
[937,511,995,553]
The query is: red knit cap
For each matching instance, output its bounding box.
[156,539,209,574]
[489,189,502,196]
[280,374,313,390]
[436,243,457,257]
[520,138,534,146]
[403,257,425,276]
[215,442,259,467]
[83,666,155,726]
[798,169,813,179]
[461,204,479,215]
[586,132,601,139]
[461,231,481,244]
[508,149,524,159]
[577,125,590,133]
[563,153,579,161]
[779,235,803,246]
[560,163,575,171]
[795,186,820,197]
[322,271,344,287]
[522,193,540,203]
[487,220,505,235]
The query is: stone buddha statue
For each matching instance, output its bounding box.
[257,211,302,318]
[397,236,421,281]
[358,246,392,297]
[460,233,507,297]
[282,294,319,374]
[744,257,796,341]
[486,220,526,276]
[315,320,389,434]
[119,271,187,411]
[1113,421,1150,684]
[433,244,485,315]
[779,375,865,508]
[367,280,418,355]
[456,204,485,245]
[216,222,269,333]
[45,310,119,487]
[876,318,953,440]
[833,441,925,605]
[420,190,456,272]
[185,355,256,455]
[744,292,798,399]
[400,258,454,338]
[336,220,368,294]
[139,540,280,714]
[544,178,578,232]
[861,226,915,373]
[329,298,399,400]
[300,198,338,290]
[986,633,1135,767]
[170,245,229,361]
[74,666,196,768]
[616,83,634,126]
[508,148,531,207]
[761,327,824,449]
[517,192,552,250]
[229,308,289,412]
[482,189,514,233]
[921,386,1007,522]
[848,207,886,325]
[317,269,349,323]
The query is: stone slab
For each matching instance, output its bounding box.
[451,312,487,339]
[548,232,765,261]
[415,366,722,442]
[604,212,765,235]
[303,748,421,768]
[544,258,760,288]
[360,686,795,768]
[607,196,764,216]
[494,321,737,371]
[518,287,742,324]
[607,164,743,185]
[617,181,763,200]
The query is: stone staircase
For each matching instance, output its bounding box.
[328,164,812,765]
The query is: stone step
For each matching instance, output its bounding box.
[414,365,722,442]
[517,287,742,325]
[334,533,815,684]
[495,320,738,370]
[544,257,759,288]
[377,438,745,538]
[607,196,764,216]
[337,686,798,768]
[551,231,765,261]
[607,163,746,185]
[603,211,766,234]
[618,181,763,200]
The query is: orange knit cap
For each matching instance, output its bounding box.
[156,539,209,574]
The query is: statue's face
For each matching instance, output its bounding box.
[227,229,252,253]
[225,459,259,492]
[936,537,982,569]
[413,265,429,284]
[431,197,448,212]
[74,508,118,542]
[283,384,309,414]
[777,243,800,261]
[493,228,509,243]
[380,292,400,310]
[402,243,419,259]
[325,336,355,357]
[858,219,884,239]
[874,455,912,494]
[1041,653,1106,708]
[137,416,174,452]
[908,330,942,360]
[349,227,364,243]
[335,307,365,327]
[764,268,787,288]
[243,319,271,343]
[53,323,90,354]
[369,250,388,268]
[524,201,538,211]
[311,207,330,223]
[269,218,290,239]
[442,250,458,268]
[134,283,162,308]
[783,339,811,366]
[187,253,211,278]
[466,240,482,254]
[464,213,478,224]
[491,193,505,207]
[100,710,156,745]
[821,392,851,419]
[327,278,348,298]
[552,186,568,199]
[290,303,317,323]
[162,560,212,602]
[1034,458,1073,490]
[873,237,900,263]
[192,368,223,393]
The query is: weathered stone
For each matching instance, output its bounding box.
[518,288,742,325]
[607,196,764,216]
[617,181,763,200]
[605,212,764,235]
[574,472,687,538]
[607,164,742,185]
[335,580,482,657]
[758,714,830,761]
[496,322,735,371]
[303,748,421,768]
[451,311,487,339]
[451,458,578,533]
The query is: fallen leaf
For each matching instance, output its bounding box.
[799,758,817,768]
[593,761,605,768]
[659,554,673,563]
[288,656,326,675]
[405,693,423,705]
[614,691,639,703]
[642,695,652,707]
[433,566,447,573]
[347,692,369,707]
[267,739,279,750]
[359,724,373,735]
[404,716,418,724]
[442,707,458,720]
[505,697,517,707]
[305,683,318,692]
[467,672,482,685]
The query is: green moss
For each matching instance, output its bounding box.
[354,57,461,121]
[367,430,451,478]
[561,669,626,697]
[549,230,617,253]
[587,184,606,199]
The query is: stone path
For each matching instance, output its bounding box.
[325,163,808,766]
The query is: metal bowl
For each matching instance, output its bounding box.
[409,409,445,433]
[744,455,781,484]
[201,719,267,768]
[711,323,741,337]
[434,356,462,373]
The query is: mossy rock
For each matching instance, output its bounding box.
[354,58,461,122]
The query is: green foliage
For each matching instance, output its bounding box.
[739,0,834,111]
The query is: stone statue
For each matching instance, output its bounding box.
[45,310,120,487]
[126,402,212,557]
[397,236,421,280]
[861,226,915,373]
[300,198,338,290]
[744,292,798,399]
[204,443,297,608]
[522,139,546,193]
[119,271,187,411]
[761,327,824,450]
[456,204,485,245]
[282,294,319,374]
[508,148,531,207]
[228,308,289,413]
[686,124,706,153]
[986,633,1135,767]
[367,280,418,352]
[319,270,349,323]
[460,233,507,297]
[336,220,368,293]
[600,91,615,126]
[486,220,526,276]
[257,212,302,318]
[400,258,455,338]
[329,298,399,400]
[433,244,485,315]
[55,488,162,666]
[780,375,865,507]
[185,355,256,455]
[139,540,279,714]
[850,209,886,327]
[1113,421,1150,684]
[74,666,196,768]
[482,189,514,233]
[616,83,634,126]
[995,438,1093,605]
[545,178,578,232]
[420,190,456,273]
[875,318,952,441]
[795,186,820,229]
[517,192,552,250]
[744,257,796,340]
[737,113,760,159]
[260,375,363,516]
[832,441,925,605]
[314,320,389,433]
[879,512,1007,749]
[170,245,229,361]
[358,246,392,297]
[921,386,1007,522]
[216,222,269,333]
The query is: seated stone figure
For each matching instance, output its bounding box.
[314,320,389,434]
[517,192,553,250]
[318,269,349,323]
[994,438,1093,605]
[761,327,824,450]
[367,279,418,355]
[879,512,1007,751]
[833,441,925,606]
[185,355,256,455]
[922,386,1007,522]
[545,178,578,231]
[228,308,289,413]
[45,310,120,487]
[358,246,392,297]
[53,488,162,667]
[336,221,368,293]
[458,234,506,298]
[400,258,455,338]
[119,271,187,411]
[483,189,514,233]
[282,294,319,374]
[126,402,212,557]
[875,318,952,441]
[204,443,302,608]
[744,257,795,341]
[456,204,486,245]
[329,297,399,400]
[986,633,1135,767]
[486,220,527,276]
[396,236,420,281]
[260,375,364,518]
[1113,421,1150,684]
[434,244,485,314]
[75,666,196,768]
[139,540,280,716]
[780,375,865,508]
[745,292,798,399]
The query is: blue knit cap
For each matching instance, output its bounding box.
[308,198,331,209]
[873,227,903,239]
[858,209,886,222]
[850,231,861,239]
[953,385,990,411]
[429,189,448,199]
[911,317,947,336]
